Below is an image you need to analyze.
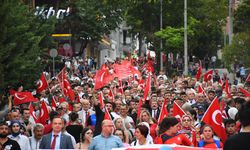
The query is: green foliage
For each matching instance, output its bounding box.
[63,0,125,41]
[222,32,250,68]
[234,0,250,33]
[124,0,228,59]
[0,1,56,91]
[223,0,250,68]
[154,17,199,52]
[155,27,184,51]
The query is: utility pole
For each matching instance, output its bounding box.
[184,0,188,75]
[160,0,163,71]
[228,0,233,45]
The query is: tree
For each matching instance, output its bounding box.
[234,0,250,33]
[0,1,56,91]
[222,32,250,69]
[222,0,250,68]
[59,0,127,56]
[154,17,198,53]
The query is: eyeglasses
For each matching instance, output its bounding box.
[182,119,191,122]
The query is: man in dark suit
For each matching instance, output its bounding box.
[150,100,160,120]
[39,117,74,149]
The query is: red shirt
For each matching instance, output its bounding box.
[149,123,157,139]
[198,139,223,148]
[154,133,192,146]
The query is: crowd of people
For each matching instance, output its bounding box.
[0,55,250,150]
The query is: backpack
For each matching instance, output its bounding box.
[198,139,220,148]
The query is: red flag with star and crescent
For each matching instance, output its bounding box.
[173,101,186,121]
[225,79,231,98]
[143,74,151,101]
[94,69,114,90]
[246,74,250,83]
[57,67,75,100]
[104,107,112,121]
[239,87,250,97]
[29,104,39,123]
[201,97,227,142]
[39,100,49,125]
[203,70,213,82]
[36,73,48,93]
[13,92,38,105]
[63,79,75,101]
[196,62,202,81]
[158,99,168,124]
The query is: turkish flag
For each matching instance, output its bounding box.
[137,99,143,119]
[201,97,227,142]
[113,60,141,80]
[39,100,49,125]
[94,69,114,90]
[197,85,205,94]
[51,96,57,110]
[13,92,38,105]
[143,75,151,101]
[239,87,250,97]
[37,73,48,93]
[104,107,112,121]
[246,74,250,82]
[196,64,202,81]
[29,104,39,123]
[57,67,67,83]
[173,101,186,121]
[108,88,115,102]
[57,67,75,100]
[225,79,231,98]
[63,79,75,100]
[158,99,168,124]
[203,70,213,82]
[59,97,66,103]
[9,89,16,96]
[143,59,154,73]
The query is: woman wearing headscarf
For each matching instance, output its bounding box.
[8,120,31,150]
[178,115,197,146]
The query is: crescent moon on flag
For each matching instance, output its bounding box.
[38,80,43,89]
[212,110,221,126]
[40,109,44,118]
[100,72,106,82]
[15,93,26,100]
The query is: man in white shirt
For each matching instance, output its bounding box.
[78,99,94,126]
[29,123,44,150]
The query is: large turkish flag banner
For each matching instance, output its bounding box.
[201,97,227,142]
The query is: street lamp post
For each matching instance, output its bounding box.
[184,0,188,75]
[228,0,233,45]
[160,0,163,71]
